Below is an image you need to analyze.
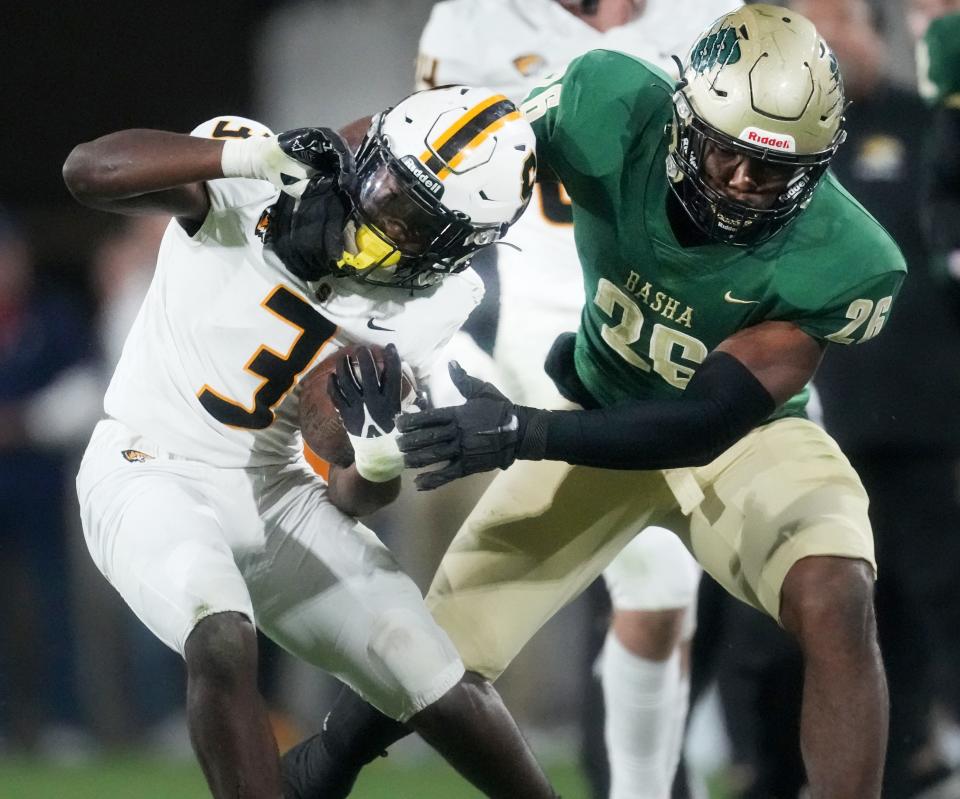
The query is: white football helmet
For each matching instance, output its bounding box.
[337,85,537,289]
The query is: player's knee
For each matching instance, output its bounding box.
[366,608,462,715]
[184,611,258,689]
[409,671,494,730]
[780,556,877,653]
[610,607,686,660]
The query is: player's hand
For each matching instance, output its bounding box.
[397,362,526,491]
[327,344,404,483]
[221,127,355,199]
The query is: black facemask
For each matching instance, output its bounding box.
[261,176,350,282]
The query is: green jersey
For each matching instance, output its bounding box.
[522,50,906,419]
[918,13,960,108]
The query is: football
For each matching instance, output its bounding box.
[299,343,416,468]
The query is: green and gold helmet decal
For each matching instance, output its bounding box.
[682,4,844,157]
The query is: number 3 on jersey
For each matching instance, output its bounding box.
[198,286,336,429]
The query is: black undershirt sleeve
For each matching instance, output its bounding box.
[517,351,776,470]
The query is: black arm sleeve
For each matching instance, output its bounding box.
[518,352,776,470]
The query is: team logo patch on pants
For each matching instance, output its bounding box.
[121,449,153,463]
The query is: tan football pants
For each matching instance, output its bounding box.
[425,417,875,681]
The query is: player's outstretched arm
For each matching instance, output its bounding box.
[63,125,354,231]
[62,130,221,226]
[398,321,823,489]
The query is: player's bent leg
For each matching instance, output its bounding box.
[185,611,283,799]
[427,458,676,681]
[76,421,283,798]
[282,672,559,799]
[674,419,886,798]
[254,462,555,798]
[601,528,700,799]
[779,556,887,799]
[281,686,408,799]
[407,671,557,799]
[602,610,688,799]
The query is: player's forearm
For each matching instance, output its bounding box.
[326,464,401,517]
[521,352,775,470]
[63,130,222,212]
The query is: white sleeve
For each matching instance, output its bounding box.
[416,0,491,88]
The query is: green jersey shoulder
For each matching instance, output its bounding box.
[522,49,906,413]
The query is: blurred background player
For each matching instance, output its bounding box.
[417,2,736,796]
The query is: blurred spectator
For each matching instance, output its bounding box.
[0,208,95,755]
[59,217,191,752]
[708,0,960,796]
[814,0,960,792]
[913,5,960,314]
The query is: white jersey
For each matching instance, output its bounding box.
[104,116,483,468]
[418,0,739,323]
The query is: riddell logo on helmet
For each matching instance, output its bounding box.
[739,127,796,153]
[401,155,444,198]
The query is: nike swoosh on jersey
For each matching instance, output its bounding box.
[723,291,760,305]
[367,318,395,332]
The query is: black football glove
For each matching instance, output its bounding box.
[262,130,356,281]
[276,127,357,197]
[326,344,405,482]
[221,126,356,199]
[396,362,546,491]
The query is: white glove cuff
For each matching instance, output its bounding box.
[348,428,404,483]
[220,136,273,181]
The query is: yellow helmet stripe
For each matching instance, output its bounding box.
[435,110,522,179]
[419,95,518,177]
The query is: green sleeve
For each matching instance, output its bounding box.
[798,271,905,345]
[520,49,672,183]
[918,13,960,108]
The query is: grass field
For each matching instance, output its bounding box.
[0,755,591,799]
[0,753,730,797]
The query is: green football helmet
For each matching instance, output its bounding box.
[667,4,846,246]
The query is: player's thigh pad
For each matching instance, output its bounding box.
[246,460,464,722]
[674,417,874,622]
[426,458,677,681]
[603,526,701,612]
[76,420,254,655]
